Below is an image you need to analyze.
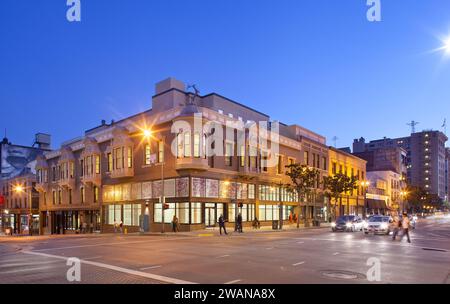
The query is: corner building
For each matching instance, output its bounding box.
[36,78,332,234]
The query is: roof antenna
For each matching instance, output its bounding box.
[332,136,339,148]
[407,121,419,134]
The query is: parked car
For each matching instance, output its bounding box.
[331,215,364,232]
[363,216,392,235]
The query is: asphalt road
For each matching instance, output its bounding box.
[1,216,450,284]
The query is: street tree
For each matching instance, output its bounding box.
[285,163,321,228]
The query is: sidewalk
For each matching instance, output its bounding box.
[0,223,331,241]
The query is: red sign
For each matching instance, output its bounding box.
[0,195,4,206]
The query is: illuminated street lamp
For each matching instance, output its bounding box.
[142,128,166,233]
[400,191,408,213]
[360,181,370,219]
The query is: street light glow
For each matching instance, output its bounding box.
[444,37,450,54]
[14,185,24,193]
[143,129,152,138]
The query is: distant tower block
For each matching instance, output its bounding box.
[407,121,419,134]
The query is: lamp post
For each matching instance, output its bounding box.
[400,191,408,214]
[360,181,370,219]
[142,128,166,233]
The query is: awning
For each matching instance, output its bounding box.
[367,199,387,210]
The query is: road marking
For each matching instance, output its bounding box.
[198,234,214,237]
[0,266,58,275]
[225,279,242,284]
[333,252,340,256]
[294,237,450,253]
[292,261,305,266]
[22,251,196,284]
[297,241,304,244]
[266,247,274,250]
[0,260,61,268]
[31,237,198,252]
[83,256,103,260]
[216,255,230,258]
[140,265,162,270]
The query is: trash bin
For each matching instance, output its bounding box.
[272,220,279,230]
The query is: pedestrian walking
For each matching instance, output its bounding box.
[392,213,401,241]
[218,214,228,235]
[113,219,117,233]
[289,212,293,224]
[82,222,87,234]
[400,212,411,243]
[237,213,243,233]
[119,220,123,233]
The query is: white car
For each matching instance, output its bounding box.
[363,216,392,235]
[331,215,365,232]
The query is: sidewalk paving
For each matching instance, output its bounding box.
[0,223,332,242]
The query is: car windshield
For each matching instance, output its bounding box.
[368,216,389,223]
[336,216,355,223]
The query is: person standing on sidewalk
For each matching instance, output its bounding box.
[237,213,243,233]
[400,212,411,243]
[172,215,179,232]
[218,214,228,235]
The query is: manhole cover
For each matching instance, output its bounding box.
[321,270,365,280]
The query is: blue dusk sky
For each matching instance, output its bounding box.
[1,0,450,149]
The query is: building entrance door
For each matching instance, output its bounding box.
[205,207,216,227]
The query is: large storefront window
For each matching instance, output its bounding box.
[259,204,280,221]
[191,203,201,224]
[154,203,189,224]
[229,203,255,222]
[105,204,142,226]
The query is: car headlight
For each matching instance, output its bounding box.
[331,222,336,227]
[346,222,352,228]
[380,223,388,229]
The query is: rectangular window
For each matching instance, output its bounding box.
[177,133,184,158]
[323,157,327,170]
[191,203,202,224]
[332,162,337,175]
[277,155,283,174]
[107,153,113,172]
[69,162,74,178]
[127,147,133,168]
[81,187,85,204]
[248,184,255,199]
[184,132,191,157]
[158,140,164,163]
[123,204,132,226]
[132,204,142,226]
[225,143,233,166]
[114,148,122,169]
[261,151,268,172]
[95,155,100,174]
[58,190,62,205]
[144,144,151,165]
[69,189,72,204]
[304,151,309,165]
[94,186,99,203]
[52,190,56,205]
[249,146,257,168]
[240,145,245,167]
[193,133,200,158]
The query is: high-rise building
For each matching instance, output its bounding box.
[353,131,448,199]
